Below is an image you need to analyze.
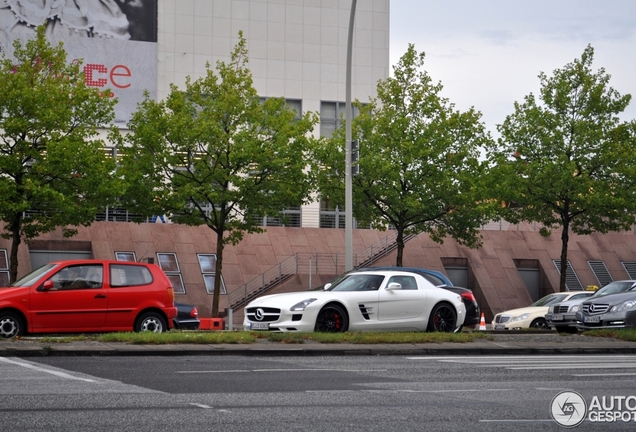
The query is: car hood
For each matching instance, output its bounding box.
[247,291,343,308]
[498,306,548,316]
[585,291,636,305]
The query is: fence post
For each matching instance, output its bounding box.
[309,256,312,291]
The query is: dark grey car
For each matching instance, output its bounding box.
[546,280,636,333]
[575,287,636,330]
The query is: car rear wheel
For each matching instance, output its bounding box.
[315,304,348,332]
[0,312,24,339]
[530,318,548,329]
[428,302,457,332]
[135,312,167,333]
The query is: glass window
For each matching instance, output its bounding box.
[115,252,136,262]
[0,249,8,285]
[110,264,153,288]
[388,275,418,290]
[197,254,227,295]
[49,264,104,290]
[157,253,185,293]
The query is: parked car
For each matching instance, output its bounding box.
[0,260,178,339]
[244,269,466,333]
[173,302,200,330]
[576,288,636,330]
[492,291,594,330]
[546,281,636,333]
[359,267,480,330]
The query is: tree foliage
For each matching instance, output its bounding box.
[487,45,636,291]
[311,44,494,265]
[0,25,121,281]
[118,33,318,316]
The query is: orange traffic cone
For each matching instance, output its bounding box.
[479,313,487,331]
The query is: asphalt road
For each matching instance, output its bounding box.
[2,354,636,431]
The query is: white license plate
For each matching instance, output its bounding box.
[494,324,506,330]
[551,315,564,321]
[250,322,270,330]
[584,316,600,323]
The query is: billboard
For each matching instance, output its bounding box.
[0,0,158,126]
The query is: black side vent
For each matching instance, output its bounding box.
[588,261,613,287]
[553,260,584,291]
[622,262,636,279]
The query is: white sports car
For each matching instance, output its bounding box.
[242,270,466,332]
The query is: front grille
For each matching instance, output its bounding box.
[553,305,569,314]
[495,315,511,324]
[245,307,281,322]
[582,304,610,315]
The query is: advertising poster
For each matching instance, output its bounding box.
[0,0,158,126]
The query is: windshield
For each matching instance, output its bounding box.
[591,281,636,297]
[327,274,385,292]
[531,294,569,307]
[10,264,58,287]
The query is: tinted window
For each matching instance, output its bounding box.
[110,264,153,287]
[388,275,418,290]
[48,264,103,290]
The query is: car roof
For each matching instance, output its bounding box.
[361,266,454,286]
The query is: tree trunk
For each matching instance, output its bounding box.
[212,228,224,317]
[8,215,22,283]
[559,218,570,292]
[395,228,405,267]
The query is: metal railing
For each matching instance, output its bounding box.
[228,231,415,310]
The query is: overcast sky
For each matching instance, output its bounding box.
[390,0,636,136]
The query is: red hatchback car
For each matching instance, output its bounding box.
[0,260,178,338]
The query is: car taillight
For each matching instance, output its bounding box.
[167,287,175,302]
[460,291,476,302]
[190,307,198,318]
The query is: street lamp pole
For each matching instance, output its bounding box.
[345,0,357,272]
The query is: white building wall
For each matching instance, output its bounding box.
[157,0,390,228]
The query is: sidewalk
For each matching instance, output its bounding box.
[1,332,636,357]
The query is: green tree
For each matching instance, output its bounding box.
[118,34,318,317]
[311,44,494,266]
[487,45,636,292]
[0,25,121,281]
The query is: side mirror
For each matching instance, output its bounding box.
[386,282,402,291]
[42,280,55,291]
[323,283,332,291]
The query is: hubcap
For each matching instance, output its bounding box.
[0,318,17,338]
[141,318,162,332]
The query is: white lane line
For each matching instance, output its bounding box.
[507,364,636,370]
[175,368,387,374]
[0,357,96,383]
[479,419,554,423]
[308,389,513,394]
[175,370,251,374]
[573,372,636,377]
[190,403,212,409]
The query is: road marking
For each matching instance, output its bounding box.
[479,419,554,423]
[190,403,212,409]
[0,357,96,383]
[175,370,251,374]
[175,368,387,374]
[572,372,636,377]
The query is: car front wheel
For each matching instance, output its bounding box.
[428,303,457,332]
[135,312,167,333]
[530,318,548,329]
[0,312,25,339]
[315,304,348,332]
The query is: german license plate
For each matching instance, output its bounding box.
[552,315,564,321]
[584,316,600,323]
[250,322,269,330]
[494,324,505,330]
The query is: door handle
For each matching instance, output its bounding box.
[95,294,107,299]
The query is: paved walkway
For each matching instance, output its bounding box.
[1,332,635,357]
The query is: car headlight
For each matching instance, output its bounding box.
[290,298,317,311]
[512,313,530,322]
[611,300,636,313]
[570,305,580,313]
[548,306,555,313]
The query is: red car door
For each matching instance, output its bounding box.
[29,264,107,332]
